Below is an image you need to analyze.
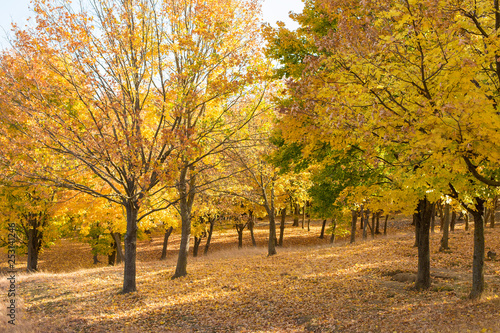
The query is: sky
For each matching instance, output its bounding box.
[0,0,304,47]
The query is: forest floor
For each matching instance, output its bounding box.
[1,216,500,332]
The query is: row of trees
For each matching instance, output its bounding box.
[0,0,499,300]
[265,0,500,299]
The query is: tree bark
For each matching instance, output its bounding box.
[236,223,245,248]
[122,200,139,293]
[414,197,432,291]
[329,218,336,244]
[247,214,256,248]
[375,212,381,234]
[193,236,202,257]
[204,218,216,254]
[302,205,306,229]
[413,214,419,248]
[469,197,486,300]
[383,214,389,236]
[350,210,357,243]
[371,213,375,238]
[279,207,286,246]
[292,203,299,227]
[430,203,436,234]
[108,238,116,265]
[27,219,41,272]
[319,219,327,239]
[112,233,124,264]
[439,203,450,252]
[173,166,196,279]
[489,206,496,228]
[160,226,174,260]
[362,209,369,239]
[450,211,457,232]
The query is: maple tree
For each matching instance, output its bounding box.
[0,0,267,292]
[265,0,500,298]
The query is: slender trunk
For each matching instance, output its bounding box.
[319,219,327,239]
[27,220,41,272]
[302,205,306,229]
[469,198,486,300]
[112,233,124,264]
[173,166,196,279]
[350,210,357,243]
[264,185,277,256]
[465,212,469,231]
[329,218,336,244]
[293,203,299,227]
[122,201,139,293]
[371,213,375,238]
[247,215,256,248]
[160,226,174,260]
[268,211,277,256]
[439,203,450,252]
[362,209,369,239]
[279,208,286,246]
[360,206,364,230]
[93,254,99,264]
[430,203,436,234]
[414,197,432,291]
[375,212,381,234]
[108,239,116,265]
[490,207,495,228]
[383,214,388,236]
[450,211,456,232]
[193,236,202,257]
[236,224,244,248]
[204,218,216,254]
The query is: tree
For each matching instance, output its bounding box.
[0,0,266,291]
[0,184,63,272]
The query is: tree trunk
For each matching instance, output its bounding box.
[27,220,41,272]
[465,212,469,231]
[122,201,139,293]
[279,208,286,246]
[469,197,485,300]
[329,218,336,244]
[414,197,432,291]
[112,233,124,264]
[383,214,388,236]
[362,209,369,239]
[375,212,381,234]
[108,238,116,265]
[292,203,299,227]
[236,224,245,248]
[93,254,99,264]
[173,166,196,279]
[413,214,419,248]
[450,211,456,232]
[360,206,364,230]
[204,218,216,254]
[371,213,375,238]
[160,226,174,260]
[430,203,436,234]
[302,205,306,229]
[319,219,327,239]
[247,214,256,248]
[350,210,357,243]
[490,207,495,228]
[268,211,277,256]
[193,236,202,257]
[439,203,450,252]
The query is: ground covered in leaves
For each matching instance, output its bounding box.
[1,217,500,332]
